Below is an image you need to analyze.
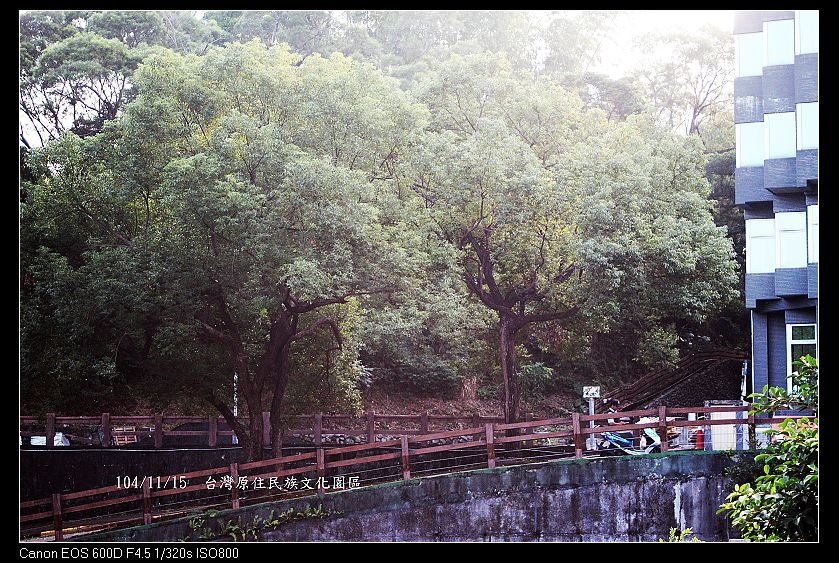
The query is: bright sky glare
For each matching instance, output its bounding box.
[560,10,735,77]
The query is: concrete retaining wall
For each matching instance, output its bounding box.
[75,451,748,542]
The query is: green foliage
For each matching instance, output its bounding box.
[283,301,367,414]
[185,505,334,541]
[658,527,702,542]
[87,11,164,48]
[519,363,555,400]
[541,11,620,82]
[723,454,762,487]
[718,357,818,542]
[750,355,818,415]
[20,13,742,428]
[719,419,818,542]
[476,385,500,401]
[634,325,680,370]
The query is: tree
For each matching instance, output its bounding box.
[634,26,733,136]
[578,72,645,122]
[205,10,337,59]
[32,33,141,137]
[20,11,80,145]
[718,356,818,542]
[87,11,164,48]
[159,10,226,55]
[21,14,743,440]
[540,11,621,83]
[22,43,428,459]
[412,53,737,422]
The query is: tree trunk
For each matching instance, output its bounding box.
[269,343,292,459]
[499,315,520,425]
[243,389,265,461]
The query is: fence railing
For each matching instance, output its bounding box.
[20,404,811,541]
[19,411,508,449]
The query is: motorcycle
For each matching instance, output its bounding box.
[598,427,662,456]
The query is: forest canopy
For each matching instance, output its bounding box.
[20,11,742,460]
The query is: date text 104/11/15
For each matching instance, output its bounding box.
[116,475,188,489]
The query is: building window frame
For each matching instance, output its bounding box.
[796,102,819,150]
[786,324,817,392]
[736,32,764,77]
[764,18,795,66]
[808,204,819,263]
[746,218,776,273]
[795,10,819,55]
[775,212,807,269]
[736,121,765,167]
[765,112,797,160]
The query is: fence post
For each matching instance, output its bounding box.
[229,463,240,510]
[401,435,411,480]
[276,429,283,459]
[208,415,218,448]
[747,411,756,450]
[153,413,163,449]
[142,478,152,525]
[46,413,55,449]
[317,448,326,495]
[262,412,271,448]
[419,412,429,434]
[314,414,323,448]
[485,423,496,469]
[572,413,583,459]
[51,493,63,541]
[525,412,534,447]
[471,413,480,428]
[101,413,111,448]
[366,410,375,444]
[658,406,669,452]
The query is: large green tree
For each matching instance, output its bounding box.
[22,42,427,459]
[412,53,737,422]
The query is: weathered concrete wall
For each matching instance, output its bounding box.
[76,451,748,542]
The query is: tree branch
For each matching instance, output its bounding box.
[196,318,234,344]
[291,317,343,346]
[523,305,581,325]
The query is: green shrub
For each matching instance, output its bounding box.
[658,527,702,542]
[718,355,818,542]
[519,362,554,400]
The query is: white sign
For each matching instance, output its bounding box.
[582,386,601,399]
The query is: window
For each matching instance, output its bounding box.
[746,219,775,273]
[796,102,819,150]
[787,324,817,391]
[808,205,818,263]
[776,212,807,269]
[796,10,819,54]
[736,122,764,167]
[736,32,763,77]
[764,19,794,66]
[765,112,796,159]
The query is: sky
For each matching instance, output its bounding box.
[564,10,735,78]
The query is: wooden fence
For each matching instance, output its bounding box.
[19,411,508,449]
[19,404,806,541]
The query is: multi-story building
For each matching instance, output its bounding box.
[733,10,818,398]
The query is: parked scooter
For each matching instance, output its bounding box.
[598,428,662,456]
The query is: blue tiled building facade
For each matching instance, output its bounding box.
[734,11,818,396]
